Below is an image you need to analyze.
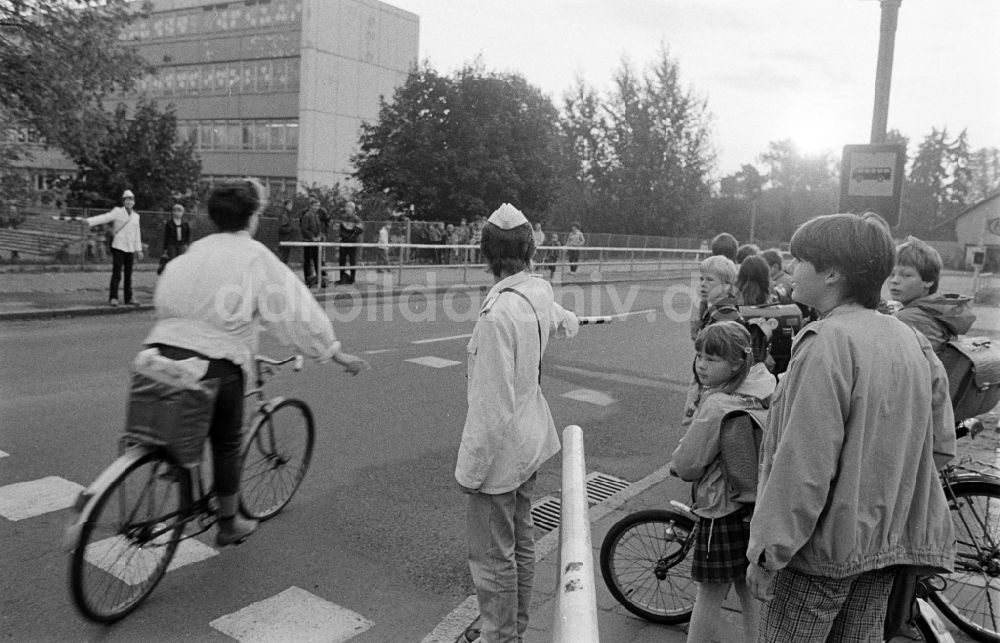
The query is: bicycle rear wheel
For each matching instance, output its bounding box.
[69,450,190,623]
[239,398,314,520]
[928,478,1000,642]
[599,509,697,624]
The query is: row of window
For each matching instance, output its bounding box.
[178,120,299,152]
[123,0,301,41]
[132,58,299,98]
[202,174,298,200]
[4,128,43,145]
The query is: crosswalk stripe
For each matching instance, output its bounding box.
[0,476,84,521]
[209,586,373,642]
[561,389,616,406]
[0,450,8,459]
[412,333,473,344]
[83,537,218,584]
[406,356,462,369]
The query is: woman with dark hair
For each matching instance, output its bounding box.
[142,178,368,547]
[455,203,579,643]
[735,254,774,306]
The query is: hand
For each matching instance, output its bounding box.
[334,351,369,376]
[746,561,775,602]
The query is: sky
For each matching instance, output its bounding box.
[386,0,1000,178]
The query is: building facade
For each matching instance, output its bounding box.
[952,193,1000,271]
[15,0,418,201]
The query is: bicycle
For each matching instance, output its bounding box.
[64,354,315,623]
[599,418,1000,642]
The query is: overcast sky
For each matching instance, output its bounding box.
[386,0,1000,177]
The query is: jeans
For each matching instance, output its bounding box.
[110,248,134,302]
[467,475,536,643]
[339,247,358,283]
[302,246,319,286]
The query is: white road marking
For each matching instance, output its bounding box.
[561,389,616,406]
[0,449,8,458]
[552,364,690,393]
[0,476,84,521]
[412,333,473,344]
[420,595,479,643]
[209,586,373,643]
[406,356,462,369]
[363,348,396,354]
[83,536,218,584]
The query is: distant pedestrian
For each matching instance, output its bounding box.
[456,203,579,643]
[277,199,295,264]
[377,221,391,271]
[336,204,363,285]
[565,222,586,273]
[85,189,143,306]
[543,232,562,279]
[157,204,191,276]
[300,198,322,287]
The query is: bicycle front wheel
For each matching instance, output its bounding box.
[69,450,189,623]
[599,509,697,624]
[928,478,1000,642]
[239,398,314,520]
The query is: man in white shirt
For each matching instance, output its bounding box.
[376,222,390,272]
[85,189,143,306]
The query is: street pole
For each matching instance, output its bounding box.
[870,0,902,144]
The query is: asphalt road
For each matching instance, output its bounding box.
[0,279,700,642]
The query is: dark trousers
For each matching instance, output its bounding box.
[302,246,320,286]
[278,243,292,265]
[339,247,358,283]
[153,345,245,496]
[110,248,134,303]
[567,249,580,272]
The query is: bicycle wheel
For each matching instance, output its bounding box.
[928,478,1000,642]
[239,398,314,520]
[599,509,697,624]
[69,450,190,623]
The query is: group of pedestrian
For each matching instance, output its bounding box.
[672,214,965,642]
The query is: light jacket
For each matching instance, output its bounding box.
[895,293,976,352]
[748,305,956,577]
[86,207,142,253]
[670,363,776,518]
[455,271,579,494]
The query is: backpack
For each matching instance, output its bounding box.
[718,408,768,503]
[937,337,1000,422]
[738,303,804,375]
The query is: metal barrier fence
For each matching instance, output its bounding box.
[554,425,599,642]
[282,241,708,284]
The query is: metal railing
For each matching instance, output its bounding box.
[282,241,707,285]
[554,425,599,642]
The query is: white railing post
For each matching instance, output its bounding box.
[554,425,599,643]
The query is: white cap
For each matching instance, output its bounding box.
[122,189,135,199]
[486,203,528,230]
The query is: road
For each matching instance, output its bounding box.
[0,279,701,641]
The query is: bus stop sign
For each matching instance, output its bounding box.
[839,143,906,226]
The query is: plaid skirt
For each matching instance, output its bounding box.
[691,504,753,584]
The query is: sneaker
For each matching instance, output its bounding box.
[127,300,141,307]
[109,299,119,307]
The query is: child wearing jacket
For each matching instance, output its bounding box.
[670,321,776,643]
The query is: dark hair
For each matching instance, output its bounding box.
[761,249,783,270]
[736,255,771,306]
[207,180,263,232]
[896,236,942,294]
[694,321,753,394]
[736,243,760,264]
[789,212,895,309]
[710,233,739,261]
[570,221,581,230]
[481,222,535,278]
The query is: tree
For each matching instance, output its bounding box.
[966,146,1000,204]
[69,99,201,210]
[1,0,151,160]
[902,127,971,236]
[556,47,715,236]
[353,61,565,221]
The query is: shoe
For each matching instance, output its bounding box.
[456,626,480,643]
[109,299,119,307]
[216,514,258,547]
[125,300,140,307]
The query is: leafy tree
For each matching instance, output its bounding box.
[902,127,971,236]
[556,47,715,236]
[353,61,564,221]
[966,146,1000,204]
[69,99,201,210]
[0,0,151,160]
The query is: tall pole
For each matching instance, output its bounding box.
[870,0,902,143]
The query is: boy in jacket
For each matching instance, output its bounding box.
[747,213,955,642]
[455,203,578,643]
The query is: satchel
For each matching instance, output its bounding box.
[718,408,768,503]
[938,337,1000,422]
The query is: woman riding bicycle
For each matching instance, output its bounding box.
[143,178,368,546]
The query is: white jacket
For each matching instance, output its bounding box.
[455,272,578,494]
[86,207,142,253]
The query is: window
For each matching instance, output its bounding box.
[256,60,272,91]
[268,122,286,150]
[285,122,298,150]
[242,62,255,93]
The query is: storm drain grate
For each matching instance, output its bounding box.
[530,472,633,533]
[585,472,631,504]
